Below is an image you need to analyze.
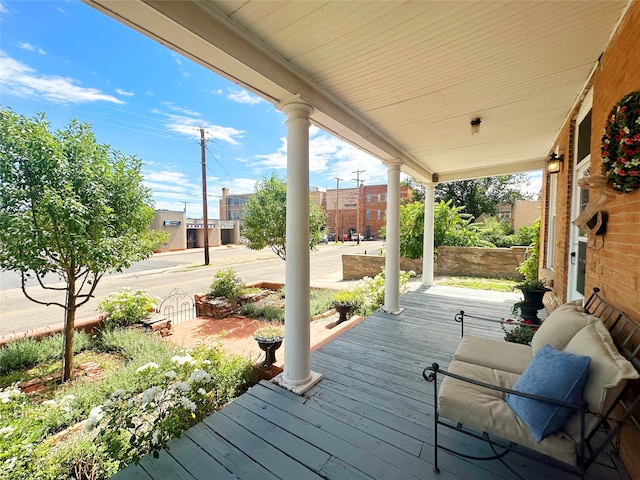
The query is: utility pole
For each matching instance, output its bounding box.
[200,127,210,266]
[352,170,365,244]
[335,177,343,243]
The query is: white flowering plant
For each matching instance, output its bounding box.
[90,340,256,464]
[98,287,158,328]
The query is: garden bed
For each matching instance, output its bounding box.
[0,327,258,480]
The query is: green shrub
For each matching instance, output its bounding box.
[240,303,285,322]
[208,268,244,299]
[331,289,359,306]
[516,218,541,281]
[309,289,335,316]
[335,268,414,317]
[98,288,157,328]
[1,329,257,479]
[0,332,91,377]
[253,324,284,341]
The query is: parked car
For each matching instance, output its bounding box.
[327,232,335,242]
[351,232,364,241]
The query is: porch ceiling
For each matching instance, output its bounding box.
[85,0,629,183]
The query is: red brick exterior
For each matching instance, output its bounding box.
[540,4,640,476]
[324,184,412,239]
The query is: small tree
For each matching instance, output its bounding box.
[0,110,165,381]
[242,173,326,260]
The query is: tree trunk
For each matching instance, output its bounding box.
[62,278,76,382]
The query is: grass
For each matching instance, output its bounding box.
[437,276,518,292]
[239,288,336,322]
[0,332,92,385]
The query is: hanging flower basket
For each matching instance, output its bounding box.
[601,91,640,193]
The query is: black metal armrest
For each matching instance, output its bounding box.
[455,310,538,338]
[423,363,587,412]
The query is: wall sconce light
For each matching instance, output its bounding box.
[470,118,481,136]
[547,152,563,174]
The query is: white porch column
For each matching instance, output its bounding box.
[274,95,322,394]
[383,161,402,313]
[422,184,435,286]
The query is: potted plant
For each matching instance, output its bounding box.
[253,324,284,367]
[514,279,550,312]
[511,298,542,324]
[501,318,539,345]
[331,289,357,324]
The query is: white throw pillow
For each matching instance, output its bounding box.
[531,303,590,354]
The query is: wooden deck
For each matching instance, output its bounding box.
[112,285,629,480]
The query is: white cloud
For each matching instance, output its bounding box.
[116,88,134,96]
[171,52,189,78]
[155,103,244,144]
[164,113,245,145]
[212,89,224,95]
[0,2,8,15]
[209,178,258,198]
[16,42,45,55]
[251,130,386,183]
[524,171,543,198]
[227,89,264,105]
[0,51,124,105]
[163,102,200,117]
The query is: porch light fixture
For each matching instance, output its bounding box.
[547,152,563,174]
[470,118,481,136]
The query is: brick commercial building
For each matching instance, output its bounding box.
[221,184,411,241]
[323,184,412,240]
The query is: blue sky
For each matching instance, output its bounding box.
[0,1,541,219]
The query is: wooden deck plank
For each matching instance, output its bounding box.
[219,400,332,472]
[246,382,435,480]
[184,423,280,480]
[304,390,424,456]
[163,435,239,480]
[110,466,154,480]
[110,285,624,480]
[137,450,197,479]
[203,406,324,480]
[235,385,425,480]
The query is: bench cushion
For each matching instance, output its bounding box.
[531,302,589,354]
[562,320,640,437]
[439,359,578,465]
[506,344,590,442]
[453,335,532,374]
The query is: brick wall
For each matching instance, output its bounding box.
[591,8,640,476]
[541,3,640,477]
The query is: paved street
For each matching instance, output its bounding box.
[0,241,384,336]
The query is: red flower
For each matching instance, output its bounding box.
[630,171,639,177]
[506,318,514,323]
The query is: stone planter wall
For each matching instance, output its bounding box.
[435,246,527,280]
[194,295,237,318]
[341,246,528,281]
[342,255,423,280]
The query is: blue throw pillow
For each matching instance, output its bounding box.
[506,344,590,442]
